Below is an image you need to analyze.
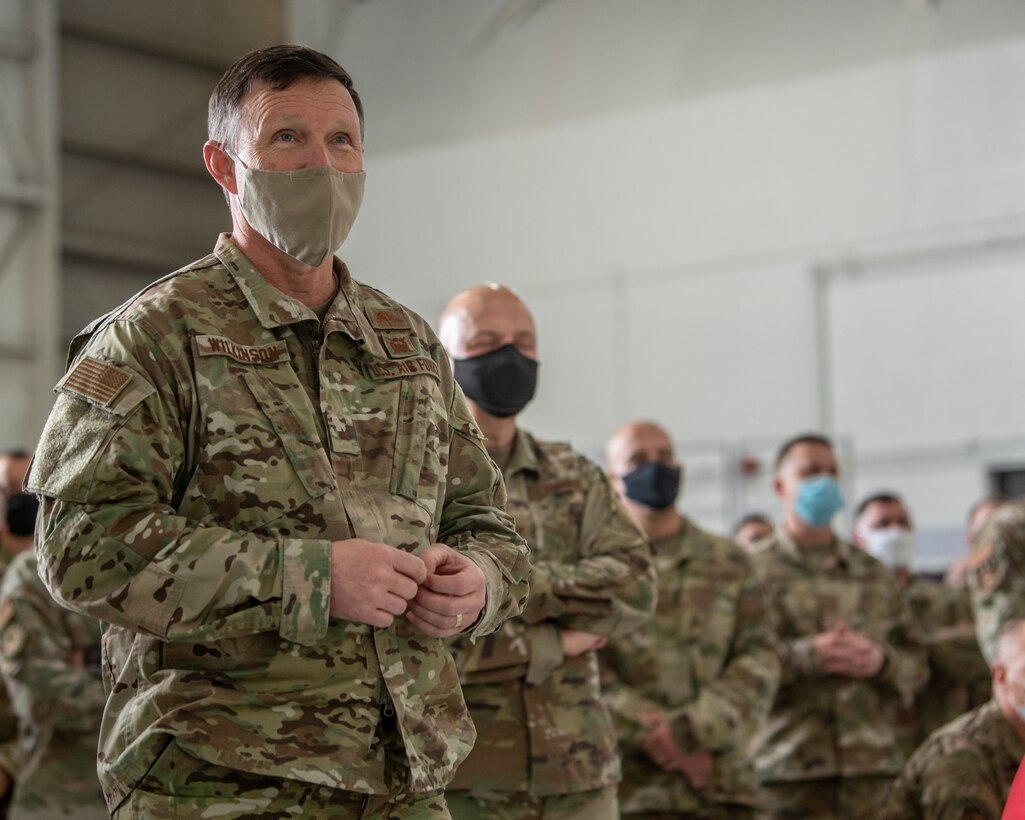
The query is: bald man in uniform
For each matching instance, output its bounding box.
[438,285,657,820]
[602,421,778,819]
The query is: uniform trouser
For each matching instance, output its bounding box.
[757,775,894,820]
[446,784,618,820]
[112,737,449,820]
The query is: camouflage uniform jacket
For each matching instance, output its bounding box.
[0,547,20,780]
[602,518,780,814]
[895,573,989,758]
[0,550,106,819]
[26,234,530,811]
[881,699,1023,820]
[969,500,1025,664]
[447,429,656,796]
[749,528,928,783]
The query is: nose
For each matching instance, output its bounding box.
[304,142,331,169]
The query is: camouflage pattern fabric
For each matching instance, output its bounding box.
[112,731,449,819]
[969,499,1025,664]
[880,699,1023,820]
[0,548,21,786]
[749,529,928,785]
[758,774,895,819]
[0,550,106,819]
[446,430,655,804]
[446,784,618,820]
[602,519,779,816]
[26,234,530,814]
[894,573,990,758]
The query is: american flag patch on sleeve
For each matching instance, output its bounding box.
[62,356,131,407]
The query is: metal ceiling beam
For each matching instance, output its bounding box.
[60,18,227,73]
[63,138,209,182]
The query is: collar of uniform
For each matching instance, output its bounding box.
[503,428,541,479]
[774,526,851,571]
[323,263,368,344]
[653,516,695,569]
[215,234,359,336]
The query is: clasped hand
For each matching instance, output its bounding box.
[637,711,714,790]
[329,539,486,637]
[813,621,886,678]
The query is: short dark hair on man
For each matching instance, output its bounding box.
[209,44,364,152]
[774,433,834,470]
[731,512,772,537]
[854,492,904,521]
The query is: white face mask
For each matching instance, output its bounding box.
[232,151,365,267]
[864,527,916,568]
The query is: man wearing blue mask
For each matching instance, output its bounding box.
[881,617,1025,819]
[602,421,779,819]
[438,284,657,820]
[749,434,927,819]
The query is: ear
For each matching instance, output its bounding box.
[772,473,784,498]
[993,663,1006,686]
[203,141,238,195]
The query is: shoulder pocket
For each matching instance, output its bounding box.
[28,359,155,503]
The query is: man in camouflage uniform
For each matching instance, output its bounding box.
[881,617,1025,819]
[0,490,106,818]
[852,492,989,758]
[438,284,657,820]
[601,421,779,819]
[749,434,928,818]
[26,46,529,819]
[0,450,33,810]
[945,495,1006,589]
[968,498,1025,664]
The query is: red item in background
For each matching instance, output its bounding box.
[1004,757,1025,819]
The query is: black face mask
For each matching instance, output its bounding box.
[622,462,681,510]
[453,344,539,418]
[5,494,38,537]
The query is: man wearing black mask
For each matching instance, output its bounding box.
[602,421,778,819]
[438,284,656,820]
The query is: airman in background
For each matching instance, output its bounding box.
[749,434,928,819]
[602,421,779,820]
[439,284,657,820]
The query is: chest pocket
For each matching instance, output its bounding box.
[528,480,586,563]
[187,344,335,534]
[388,376,447,511]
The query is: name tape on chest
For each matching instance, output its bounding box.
[365,357,440,381]
[196,335,289,366]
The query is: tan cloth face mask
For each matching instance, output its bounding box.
[232,152,366,267]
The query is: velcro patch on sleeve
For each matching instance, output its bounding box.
[62,356,131,407]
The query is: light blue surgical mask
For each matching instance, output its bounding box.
[793,475,844,527]
[1009,676,1025,722]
